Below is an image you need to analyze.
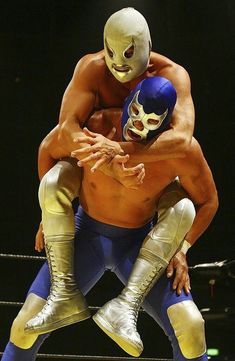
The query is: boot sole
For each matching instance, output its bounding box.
[25,309,91,335]
[93,313,142,357]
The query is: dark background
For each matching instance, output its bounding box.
[0,0,235,360]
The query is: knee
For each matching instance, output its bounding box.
[10,293,47,349]
[167,300,206,358]
[39,161,81,214]
[145,198,195,259]
[174,198,196,230]
[158,181,196,232]
[10,313,37,349]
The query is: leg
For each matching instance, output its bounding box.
[143,275,207,361]
[2,262,51,361]
[2,209,108,361]
[25,158,90,334]
[93,180,196,356]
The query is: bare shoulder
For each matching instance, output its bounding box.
[183,137,207,167]
[167,138,210,185]
[150,51,191,88]
[73,50,106,77]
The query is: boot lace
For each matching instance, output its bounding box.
[129,264,164,324]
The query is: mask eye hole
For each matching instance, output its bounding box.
[124,45,134,59]
[105,40,114,58]
[107,46,114,58]
[131,103,139,115]
[148,118,160,125]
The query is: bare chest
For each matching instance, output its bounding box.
[80,161,177,227]
[84,162,176,204]
[96,76,129,109]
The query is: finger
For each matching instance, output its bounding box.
[184,276,191,294]
[77,153,102,167]
[73,135,96,145]
[167,260,174,278]
[113,154,129,164]
[172,267,183,291]
[106,127,117,140]
[83,127,98,138]
[36,245,43,253]
[35,239,43,252]
[72,143,104,156]
[176,275,187,296]
[188,276,191,291]
[136,168,145,183]
[71,146,92,157]
[122,163,144,176]
[91,156,110,172]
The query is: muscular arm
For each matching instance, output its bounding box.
[38,122,145,189]
[165,139,218,294]
[57,54,98,153]
[38,54,101,180]
[178,139,219,246]
[74,60,195,166]
[120,63,195,162]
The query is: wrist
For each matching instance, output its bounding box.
[180,239,191,254]
[116,143,124,155]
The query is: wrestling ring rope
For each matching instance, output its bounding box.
[0,352,170,360]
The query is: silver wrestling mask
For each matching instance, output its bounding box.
[104,7,152,83]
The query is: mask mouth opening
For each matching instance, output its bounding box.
[127,129,142,141]
[112,64,131,73]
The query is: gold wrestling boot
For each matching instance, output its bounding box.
[93,250,166,357]
[24,237,90,334]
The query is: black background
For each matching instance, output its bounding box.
[0,0,235,359]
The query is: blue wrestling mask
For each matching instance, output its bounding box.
[121,77,177,142]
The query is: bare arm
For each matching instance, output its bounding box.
[74,64,195,167]
[58,54,123,155]
[38,123,145,189]
[57,55,98,153]
[167,139,218,294]
[178,139,219,246]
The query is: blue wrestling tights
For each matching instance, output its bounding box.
[1,334,49,361]
[2,207,208,361]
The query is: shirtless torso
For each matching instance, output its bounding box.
[42,100,217,247]
[39,50,215,245]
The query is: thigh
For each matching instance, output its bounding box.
[114,242,140,285]
[112,223,153,285]
[74,228,106,295]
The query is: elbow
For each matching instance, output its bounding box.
[57,122,67,145]
[174,133,192,156]
[209,193,219,218]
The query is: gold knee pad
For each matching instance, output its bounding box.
[39,158,81,238]
[10,294,46,349]
[142,180,195,263]
[167,300,206,358]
